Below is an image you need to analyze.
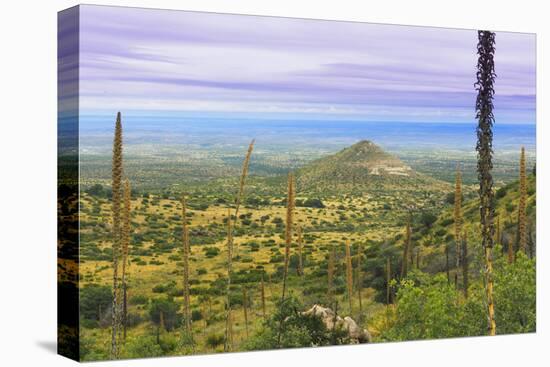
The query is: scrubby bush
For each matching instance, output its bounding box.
[242,295,348,350]
[149,297,181,331]
[382,254,536,341]
[80,284,111,325]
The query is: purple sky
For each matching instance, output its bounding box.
[75,5,536,124]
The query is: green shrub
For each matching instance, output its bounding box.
[123,336,163,359]
[149,297,181,331]
[80,284,111,323]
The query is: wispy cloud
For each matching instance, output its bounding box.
[76,5,536,124]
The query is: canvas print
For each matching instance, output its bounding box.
[57,5,536,362]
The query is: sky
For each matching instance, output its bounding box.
[70,5,535,124]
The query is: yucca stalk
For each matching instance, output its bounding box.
[201,302,208,336]
[356,242,364,322]
[518,146,527,254]
[121,179,131,341]
[260,274,266,319]
[233,140,255,256]
[268,273,273,298]
[328,246,335,301]
[296,225,304,276]
[400,214,411,279]
[278,172,295,347]
[527,219,535,258]
[495,216,501,245]
[462,228,469,299]
[445,243,451,283]
[181,195,191,334]
[386,258,391,305]
[242,287,249,338]
[475,30,497,336]
[111,112,123,358]
[224,209,234,352]
[157,310,165,344]
[281,172,295,302]
[454,164,463,289]
[234,139,255,219]
[345,239,353,314]
[223,141,255,350]
[508,228,515,264]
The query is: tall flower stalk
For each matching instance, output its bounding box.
[475,30,497,336]
[328,246,335,302]
[181,195,191,334]
[233,140,255,257]
[224,209,234,351]
[111,112,123,358]
[356,242,364,322]
[281,172,295,302]
[278,172,295,347]
[345,239,353,314]
[260,274,266,319]
[121,179,131,341]
[518,146,527,254]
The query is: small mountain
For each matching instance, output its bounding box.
[296,140,442,191]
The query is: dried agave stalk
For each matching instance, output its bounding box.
[224,209,234,351]
[345,239,353,314]
[111,112,123,358]
[181,195,191,334]
[121,179,131,341]
[518,146,527,254]
[475,30,497,336]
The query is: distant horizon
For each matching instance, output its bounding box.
[77,111,536,129]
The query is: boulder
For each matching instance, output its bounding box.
[301,304,371,343]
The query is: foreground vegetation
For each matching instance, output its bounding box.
[77,150,535,360]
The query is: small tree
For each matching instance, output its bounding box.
[181,195,191,334]
[345,240,353,314]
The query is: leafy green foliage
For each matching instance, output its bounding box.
[383,253,536,341]
[383,272,469,340]
[149,297,181,331]
[242,295,348,350]
[493,252,536,334]
[123,336,163,359]
[80,284,111,325]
